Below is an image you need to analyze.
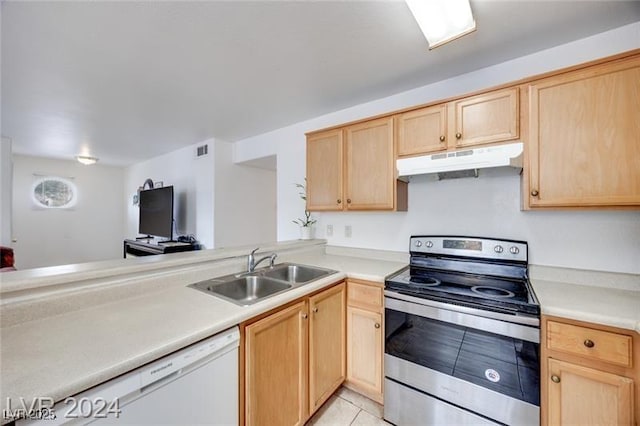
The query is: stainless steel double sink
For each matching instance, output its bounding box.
[189,263,338,306]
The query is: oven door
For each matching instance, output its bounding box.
[384,291,540,426]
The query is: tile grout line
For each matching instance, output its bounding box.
[338,389,384,419]
[349,408,363,425]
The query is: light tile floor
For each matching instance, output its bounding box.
[307,387,390,426]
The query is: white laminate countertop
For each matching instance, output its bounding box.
[0,249,406,422]
[2,242,639,425]
[531,278,640,332]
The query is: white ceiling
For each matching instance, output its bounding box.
[2,1,640,166]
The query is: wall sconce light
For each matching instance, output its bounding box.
[405,0,476,49]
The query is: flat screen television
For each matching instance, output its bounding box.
[138,186,174,240]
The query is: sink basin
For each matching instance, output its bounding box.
[261,263,334,283]
[190,276,292,306]
[189,262,337,306]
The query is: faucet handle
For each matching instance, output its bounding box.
[269,253,278,267]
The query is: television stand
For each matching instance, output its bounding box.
[123,239,197,258]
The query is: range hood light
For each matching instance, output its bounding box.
[397,142,524,178]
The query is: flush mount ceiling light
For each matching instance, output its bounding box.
[76,155,98,165]
[405,0,476,49]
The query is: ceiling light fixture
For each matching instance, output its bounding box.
[76,155,99,165]
[405,0,476,50]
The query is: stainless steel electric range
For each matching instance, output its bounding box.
[384,236,540,426]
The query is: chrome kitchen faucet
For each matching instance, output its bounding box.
[247,248,277,272]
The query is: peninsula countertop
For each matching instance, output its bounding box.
[0,244,406,423]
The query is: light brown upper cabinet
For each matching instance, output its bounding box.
[345,117,396,210]
[397,104,448,156]
[397,88,519,157]
[449,87,519,149]
[306,116,407,211]
[307,129,344,211]
[526,55,640,208]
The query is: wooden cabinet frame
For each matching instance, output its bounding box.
[306,119,407,212]
[541,315,639,426]
[240,281,346,425]
[308,48,640,211]
[344,279,384,404]
[524,55,640,208]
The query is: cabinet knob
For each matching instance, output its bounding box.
[551,375,561,383]
[455,132,462,139]
[531,189,539,197]
[439,135,445,142]
[313,307,319,313]
[347,199,352,204]
[584,339,595,348]
[302,313,308,319]
[337,199,342,204]
[374,323,381,329]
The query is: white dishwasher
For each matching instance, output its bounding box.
[21,326,239,425]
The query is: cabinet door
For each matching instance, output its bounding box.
[346,306,383,402]
[345,116,395,210]
[309,283,346,413]
[450,87,519,148]
[306,129,344,211]
[548,358,634,425]
[527,57,640,207]
[397,104,447,156]
[245,301,308,426]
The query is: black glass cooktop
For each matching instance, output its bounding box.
[386,266,540,317]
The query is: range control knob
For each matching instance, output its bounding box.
[425,241,434,248]
[494,245,504,254]
[510,246,520,255]
[415,240,423,248]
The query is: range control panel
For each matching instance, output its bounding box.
[410,236,528,262]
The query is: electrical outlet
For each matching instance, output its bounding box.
[345,225,352,238]
[326,224,333,237]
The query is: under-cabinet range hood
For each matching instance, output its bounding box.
[397,142,523,177]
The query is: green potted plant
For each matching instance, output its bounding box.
[292,181,317,240]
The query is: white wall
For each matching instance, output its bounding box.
[0,138,13,246]
[11,155,125,269]
[124,139,277,250]
[124,140,216,248]
[233,22,640,274]
[214,141,277,248]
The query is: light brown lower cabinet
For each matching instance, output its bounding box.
[242,281,346,425]
[345,279,384,404]
[547,358,633,425]
[542,315,639,426]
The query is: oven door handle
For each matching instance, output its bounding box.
[385,291,540,343]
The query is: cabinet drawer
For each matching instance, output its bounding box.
[347,281,382,310]
[547,321,632,367]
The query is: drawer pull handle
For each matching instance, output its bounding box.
[551,375,561,383]
[455,132,462,139]
[374,323,381,329]
[313,307,319,313]
[584,339,595,348]
[439,135,445,142]
[531,189,539,197]
[337,199,342,204]
[302,313,308,319]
